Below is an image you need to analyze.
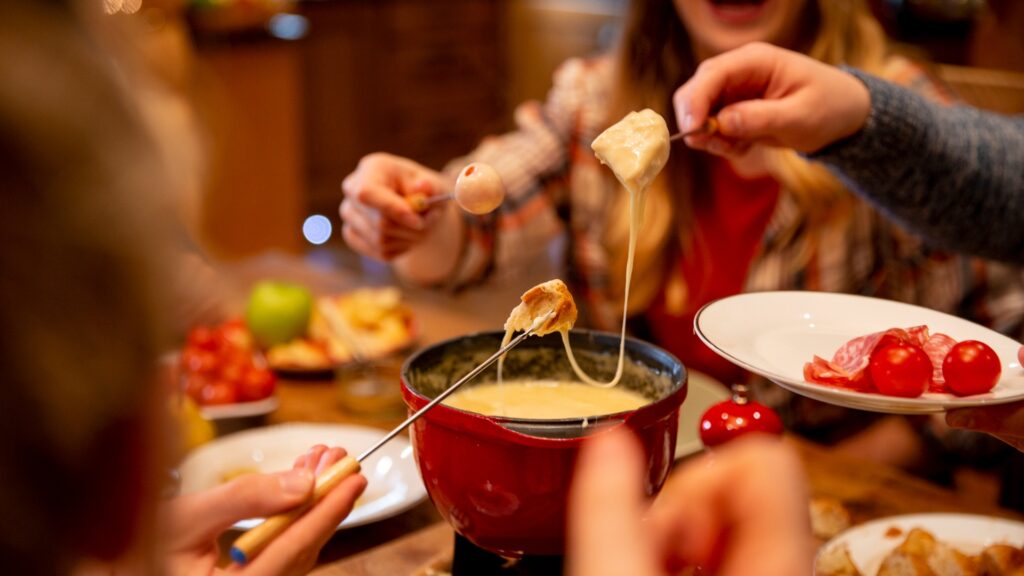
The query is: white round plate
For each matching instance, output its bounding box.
[816,513,1024,575]
[675,370,731,458]
[695,291,1024,414]
[178,423,426,530]
[199,396,279,420]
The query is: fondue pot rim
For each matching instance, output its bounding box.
[400,328,686,426]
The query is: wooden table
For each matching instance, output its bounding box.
[218,252,1022,574]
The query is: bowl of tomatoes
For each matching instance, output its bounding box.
[179,319,279,420]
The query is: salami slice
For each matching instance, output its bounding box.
[825,327,914,377]
[922,332,957,391]
[905,325,932,348]
[803,355,874,392]
[804,325,958,395]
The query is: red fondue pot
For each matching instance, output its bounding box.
[401,330,686,557]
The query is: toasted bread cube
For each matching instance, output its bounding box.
[505,279,577,336]
[878,551,934,576]
[816,543,863,576]
[926,541,978,576]
[980,544,1024,575]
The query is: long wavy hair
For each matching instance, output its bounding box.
[604,0,889,315]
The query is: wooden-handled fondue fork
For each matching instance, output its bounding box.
[229,311,555,565]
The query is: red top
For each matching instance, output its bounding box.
[646,158,779,385]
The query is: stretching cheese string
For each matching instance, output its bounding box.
[559,185,643,388]
[495,109,666,390]
[494,186,643,389]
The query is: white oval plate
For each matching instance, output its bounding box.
[695,291,1024,414]
[816,513,1024,575]
[178,423,426,530]
[675,370,731,458]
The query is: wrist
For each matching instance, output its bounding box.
[394,202,464,285]
[840,71,872,143]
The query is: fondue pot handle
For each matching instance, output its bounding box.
[229,455,362,564]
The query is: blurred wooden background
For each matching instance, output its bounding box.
[131,0,1024,260]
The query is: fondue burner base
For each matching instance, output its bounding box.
[448,534,563,576]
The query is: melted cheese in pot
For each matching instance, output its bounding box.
[444,380,649,419]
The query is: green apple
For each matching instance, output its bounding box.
[245,281,313,347]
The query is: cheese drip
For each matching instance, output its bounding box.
[567,108,670,387]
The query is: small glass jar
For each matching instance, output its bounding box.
[335,355,406,419]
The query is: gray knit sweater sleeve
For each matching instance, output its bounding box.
[809,69,1024,263]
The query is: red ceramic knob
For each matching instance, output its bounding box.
[699,384,783,448]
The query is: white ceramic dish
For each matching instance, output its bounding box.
[695,291,1024,414]
[816,513,1024,575]
[178,423,426,530]
[199,396,279,420]
[675,370,731,458]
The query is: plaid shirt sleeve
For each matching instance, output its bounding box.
[439,58,608,289]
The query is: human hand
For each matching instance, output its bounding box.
[944,345,1024,452]
[340,153,449,261]
[947,401,1024,452]
[673,42,871,156]
[568,429,812,576]
[163,445,366,576]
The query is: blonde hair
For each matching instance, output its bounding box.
[605,0,889,315]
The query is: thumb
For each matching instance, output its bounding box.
[567,428,658,576]
[165,469,314,550]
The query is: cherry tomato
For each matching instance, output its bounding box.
[180,319,273,406]
[942,340,1001,396]
[183,373,210,402]
[868,341,931,398]
[181,348,219,375]
[239,367,276,402]
[200,380,238,405]
[218,360,246,384]
[219,320,254,352]
[187,326,221,352]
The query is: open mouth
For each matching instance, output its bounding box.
[706,0,770,24]
[709,0,767,5]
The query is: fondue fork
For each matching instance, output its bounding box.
[668,116,718,143]
[407,192,449,212]
[229,311,555,565]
